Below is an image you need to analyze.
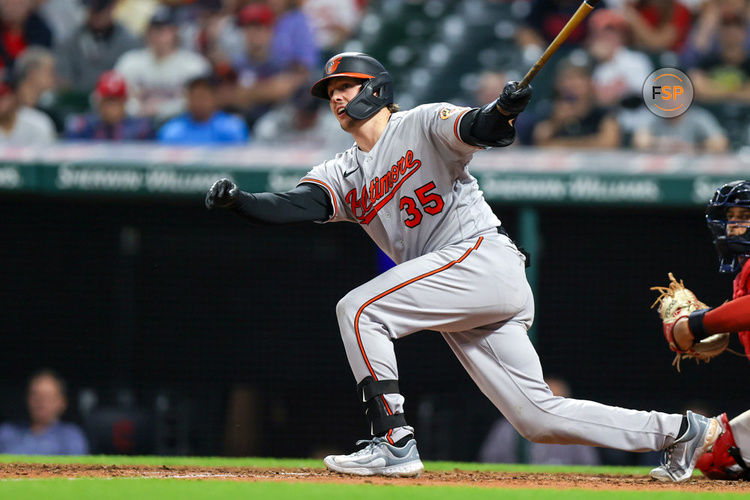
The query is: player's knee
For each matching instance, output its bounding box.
[514,419,553,443]
[336,291,361,326]
[509,406,563,443]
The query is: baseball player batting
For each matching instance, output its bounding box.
[651,180,750,480]
[206,52,720,481]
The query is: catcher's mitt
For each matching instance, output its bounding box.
[650,273,729,371]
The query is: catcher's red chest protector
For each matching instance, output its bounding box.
[734,260,750,357]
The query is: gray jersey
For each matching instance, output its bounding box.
[299,102,501,264]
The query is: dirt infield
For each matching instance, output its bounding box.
[1,463,750,492]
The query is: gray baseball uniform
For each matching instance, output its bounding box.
[731,410,750,464]
[301,102,683,449]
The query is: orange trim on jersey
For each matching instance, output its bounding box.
[352,237,484,421]
[300,177,338,220]
[453,109,471,145]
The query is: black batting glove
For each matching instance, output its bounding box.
[496,81,532,116]
[205,178,240,209]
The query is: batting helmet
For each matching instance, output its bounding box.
[310,52,393,120]
[706,180,750,273]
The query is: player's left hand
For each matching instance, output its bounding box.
[205,178,240,209]
[496,81,532,116]
[650,272,729,371]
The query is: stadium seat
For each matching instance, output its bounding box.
[84,407,155,455]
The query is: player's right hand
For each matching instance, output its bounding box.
[496,81,532,116]
[205,178,240,209]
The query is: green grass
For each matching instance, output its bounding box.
[0,478,747,500]
[0,455,748,500]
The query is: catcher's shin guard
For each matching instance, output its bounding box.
[696,413,750,480]
[357,376,407,436]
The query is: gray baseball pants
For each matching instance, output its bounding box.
[336,231,683,449]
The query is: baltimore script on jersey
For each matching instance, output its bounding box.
[339,149,422,224]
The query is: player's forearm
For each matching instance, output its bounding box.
[676,295,750,349]
[458,81,532,148]
[702,295,750,334]
[458,104,516,148]
[230,184,332,224]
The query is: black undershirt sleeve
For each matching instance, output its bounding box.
[230,183,333,224]
[458,102,517,148]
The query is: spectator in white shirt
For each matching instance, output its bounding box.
[632,105,730,153]
[14,46,56,109]
[586,9,654,140]
[114,6,210,122]
[0,75,55,144]
[587,9,654,108]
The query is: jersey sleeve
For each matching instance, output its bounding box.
[415,102,483,158]
[703,295,750,334]
[297,157,356,223]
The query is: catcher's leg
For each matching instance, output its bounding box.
[730,409,750,465]
[442,321,685,451]
[696,411,750,479]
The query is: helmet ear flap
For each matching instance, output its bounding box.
[344,72,394,120]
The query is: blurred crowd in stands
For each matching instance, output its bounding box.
[0,0,746,152]
[508,0,746,153]
[0,370,88,455]
[0,0,364,147]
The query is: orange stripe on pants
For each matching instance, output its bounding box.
[352,237,484,440]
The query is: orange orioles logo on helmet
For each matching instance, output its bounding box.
[325,57,342,75]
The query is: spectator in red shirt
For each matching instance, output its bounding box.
[0,0,52,70]
[235,0,318,116]
[623,0,692,53]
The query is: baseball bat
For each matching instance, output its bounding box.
[518,0,601,89]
